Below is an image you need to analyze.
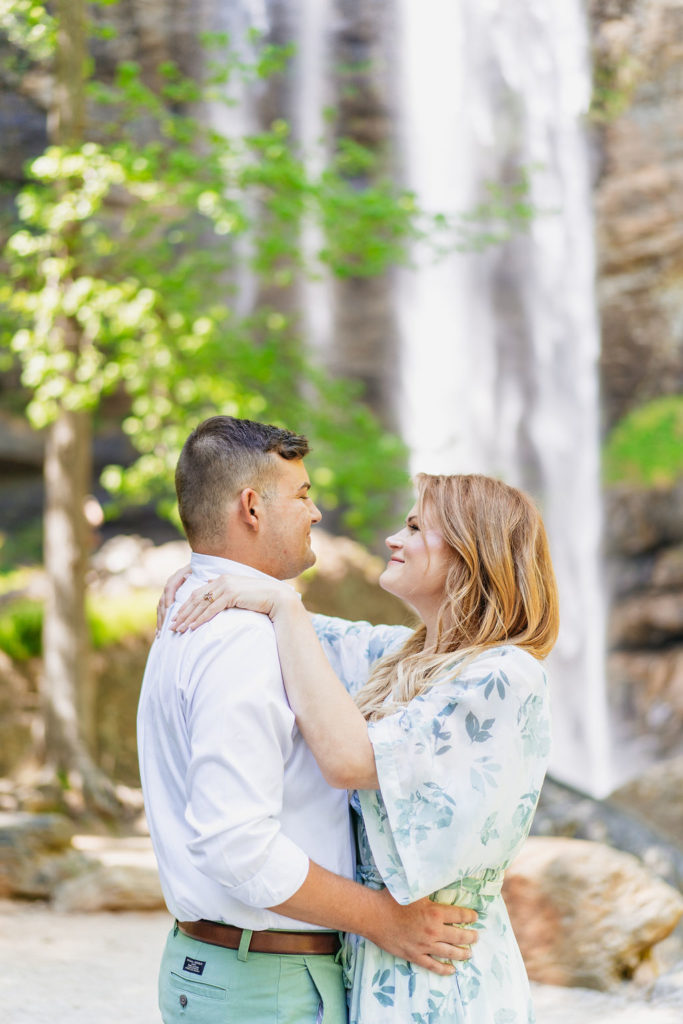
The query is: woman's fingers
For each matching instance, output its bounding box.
[171,578,228,631]
[156,564,191,632]
[435,940,473,962]
[412,955,456,976]
[446,906,478,926]
[446,923,478,947]
[170,575,296,631]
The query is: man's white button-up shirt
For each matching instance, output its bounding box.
[138,553,354,929]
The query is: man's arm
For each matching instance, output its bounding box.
[184,614,476,967]
[270,861,478,975]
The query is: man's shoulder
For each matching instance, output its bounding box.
[181,609,283,694]
[201,606,276,641]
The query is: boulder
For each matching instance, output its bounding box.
[532,777,683,891]
[503,836,683,990]
[0,811,82,899]
[611,755,683,848]
[52,834,164,911]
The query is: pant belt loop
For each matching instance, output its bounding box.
[237,928,253,962]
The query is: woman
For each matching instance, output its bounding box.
[163,473,559,1023]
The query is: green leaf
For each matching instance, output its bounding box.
[604,395,683,488]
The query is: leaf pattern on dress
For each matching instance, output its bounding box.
[312,619,548,1024]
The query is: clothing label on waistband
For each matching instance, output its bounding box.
[183,956,206,975]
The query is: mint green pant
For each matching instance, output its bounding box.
[159,924,347,1024]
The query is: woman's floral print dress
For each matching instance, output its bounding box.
[312,615,552,1024]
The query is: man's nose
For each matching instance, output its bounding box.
[310,502,322,524]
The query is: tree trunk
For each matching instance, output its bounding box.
[38,0,118,815]
[42,408,94,762]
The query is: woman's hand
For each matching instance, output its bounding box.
[170,574,299,633]
[156,563,191,633]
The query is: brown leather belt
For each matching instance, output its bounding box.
[178,919,341,956]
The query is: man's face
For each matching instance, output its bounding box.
[257,457,322,580]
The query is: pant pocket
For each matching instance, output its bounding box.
[160,968,228,1022]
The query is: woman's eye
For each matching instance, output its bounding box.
[407,523,419,532]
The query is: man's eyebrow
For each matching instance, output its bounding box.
[297,481,312,494]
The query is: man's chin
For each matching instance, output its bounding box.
[303,550,317,571]
[295,549,317,576]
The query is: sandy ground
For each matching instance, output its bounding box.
[0,899,680,1024]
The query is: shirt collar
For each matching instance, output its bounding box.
[190,552,277,583]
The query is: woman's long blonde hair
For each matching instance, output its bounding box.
[356,473,560,721]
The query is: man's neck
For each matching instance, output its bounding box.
[191,548,277,579]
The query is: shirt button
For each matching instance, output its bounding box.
[179,994,188,1007]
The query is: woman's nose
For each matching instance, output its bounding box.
[386,532,401,550]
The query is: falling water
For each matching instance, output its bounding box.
[394,0,611,795]
[212,0,612,796]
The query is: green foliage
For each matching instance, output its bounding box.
[0,520,43,572]
[0,567,34,596]
[86,589,157,647]
[1,14,537,542]
[451,171,537,252]
[604,395,683,488]
[589,53,642,125]
[0,589,158,659]
[1,28,421,540]
[0,598,43,659]
[0,0,55,64]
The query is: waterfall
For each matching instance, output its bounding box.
[394,0,611,796]
[212,0,612,796]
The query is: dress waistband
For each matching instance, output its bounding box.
[357,864,505,904]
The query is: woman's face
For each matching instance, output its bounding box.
[379,502,452,619]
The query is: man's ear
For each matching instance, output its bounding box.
[238,488,261,530]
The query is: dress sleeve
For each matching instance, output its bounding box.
[358,646,551,903]
[311,613,411,697]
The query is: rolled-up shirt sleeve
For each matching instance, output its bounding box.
[183,614,310,908]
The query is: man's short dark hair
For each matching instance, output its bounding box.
[175,415,310,549]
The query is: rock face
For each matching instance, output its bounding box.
[503,836,683,990]
[586,0,683,777]
[606,483,683,763]
[589,0,683,430]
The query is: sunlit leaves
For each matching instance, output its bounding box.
[0,0,55,61]
[604,395,683,488]
[1,34,417,538]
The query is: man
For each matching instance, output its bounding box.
[138,415,476,1024]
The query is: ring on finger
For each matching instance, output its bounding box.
[203,591,215,603]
